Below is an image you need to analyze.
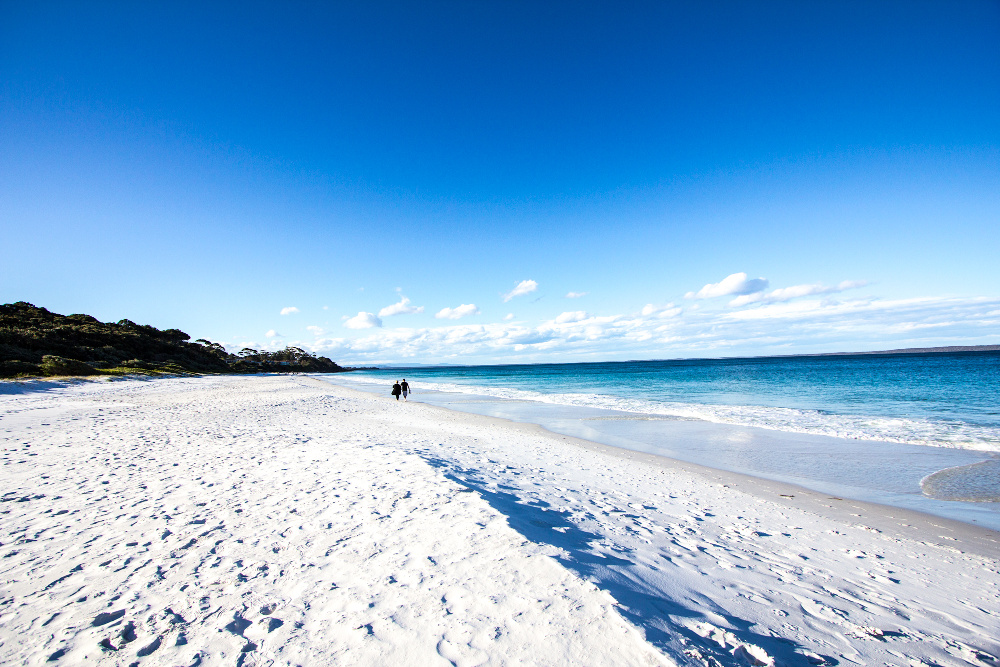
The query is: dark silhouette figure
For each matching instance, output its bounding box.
[400,379,411,401]
[391,381,402,400]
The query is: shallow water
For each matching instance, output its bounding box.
[349,354,1000,450]
[922,459,1000,502]
[321,353,1000,530]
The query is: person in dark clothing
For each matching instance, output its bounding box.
[400,379,411,401]
[391,381,402,400]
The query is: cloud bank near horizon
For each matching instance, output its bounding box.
[279,295,1000,365]
[236,274,998,363]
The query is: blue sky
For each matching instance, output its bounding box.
[2,1,998,364]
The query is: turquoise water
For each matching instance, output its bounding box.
[324,352,1000,528]
[353,353,1000,450]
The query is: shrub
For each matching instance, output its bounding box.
[40,355,100,376]
[0,360,43,378]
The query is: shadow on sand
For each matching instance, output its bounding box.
[420,453,837,667]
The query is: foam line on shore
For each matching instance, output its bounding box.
[331,372,1000,452]
[322,375,1000,557]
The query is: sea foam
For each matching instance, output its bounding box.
[335,374,1000,452]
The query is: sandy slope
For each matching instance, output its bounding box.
[1,375,998,666]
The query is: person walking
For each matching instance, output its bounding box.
[391,380,402,400]
[400,379,411,401]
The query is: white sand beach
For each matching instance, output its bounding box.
[2,375,998,666]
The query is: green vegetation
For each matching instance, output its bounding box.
[0,302,346,379]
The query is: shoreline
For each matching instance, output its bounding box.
[4,374,999,665]
[315,376,1000,561]
[7,372,997,557]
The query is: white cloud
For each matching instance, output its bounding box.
[303,295,1000,367]
[503,313,515,321]
[641,303,682,318]
[343,312,382,329]
[306,326,324,336]
[565,291,588,299]
[280,306,300,315]
[435,304,480,320]
[322,306,329,310]
[686,273,769,299]
[265,330,280,338]
[378,296,425,317]
[729,279,868,307]
[554,311,589,324]
[722,296,997,328]
[725,299,835,320]
[503,279,538,302]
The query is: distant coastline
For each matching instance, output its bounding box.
[649,344,1000,364]
[816,344,1000,356]
[654,343,1000,362]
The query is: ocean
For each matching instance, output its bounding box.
[320,351,1000,529]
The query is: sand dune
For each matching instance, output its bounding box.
[1,375,997,666]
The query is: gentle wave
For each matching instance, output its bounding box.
[334,374,1000,452]
[921,460,1000,502]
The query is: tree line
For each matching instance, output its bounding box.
[0,302,347,378]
